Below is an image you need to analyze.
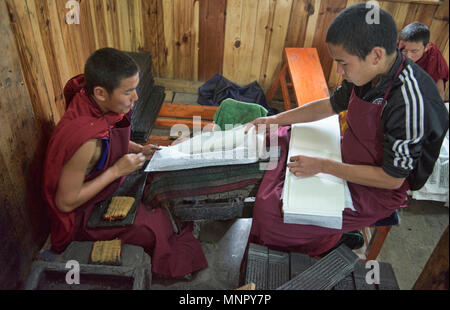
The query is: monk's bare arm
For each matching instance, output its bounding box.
[272,98,335,125]
[129,140,161,160]
[245,98,335,133]
[287,155,406,190]
[55,139,146,213]
[129,141,143,153]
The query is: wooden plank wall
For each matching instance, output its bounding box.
[198,0,226,81]
[5,0,448,130]
[0,0,49,289]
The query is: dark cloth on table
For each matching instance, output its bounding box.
[197,74,278,116]
[144,162,265,208]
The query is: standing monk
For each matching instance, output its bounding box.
[43,48,207,278]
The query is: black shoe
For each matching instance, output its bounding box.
[339,230,364,250]
[318,230,364,257]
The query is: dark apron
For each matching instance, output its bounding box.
[341,55,410,227]
[244,56,412,259]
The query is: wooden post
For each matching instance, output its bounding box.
[413,226,449,290]
[0,0,49,289]
[364,226,392,262]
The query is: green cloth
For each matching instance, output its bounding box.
[213,98,268,130]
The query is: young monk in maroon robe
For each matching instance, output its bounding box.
[245,4,448,257]
[42,48,207,278]
[398,22,449,101]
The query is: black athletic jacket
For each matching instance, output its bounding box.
[330,50,449,190]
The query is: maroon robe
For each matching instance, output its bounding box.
[42,75,207,278]
[416,43,449,88]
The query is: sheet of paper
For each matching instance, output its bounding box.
[282,115,347,229]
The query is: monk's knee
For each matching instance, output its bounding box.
[128,222,156,249]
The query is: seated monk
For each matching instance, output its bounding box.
[244,4,448,259]
[42,48,207,279]
[398,22,449,101]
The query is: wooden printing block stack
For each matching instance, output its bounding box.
[244,243,290,290]
[125,51,165,144]
[243,243,400,290]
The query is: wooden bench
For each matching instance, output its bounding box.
[266,48,330,110]
[147,103,218,146]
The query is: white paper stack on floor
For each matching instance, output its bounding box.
[282,115,347,229]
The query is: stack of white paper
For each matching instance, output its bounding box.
[282,115,347,229]
[145,125,268,172]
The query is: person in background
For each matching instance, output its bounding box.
[398,22,449,101]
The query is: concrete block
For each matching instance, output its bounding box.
[24,242,151,290]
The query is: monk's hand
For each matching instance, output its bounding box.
[287,155,324,177]
[142,144,161,160]
[244,116,277,134]
[113,153,147,177]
